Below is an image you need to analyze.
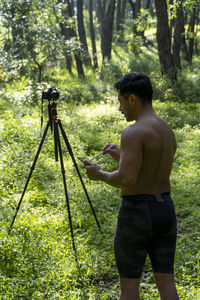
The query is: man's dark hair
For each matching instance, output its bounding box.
[114,72,153,105]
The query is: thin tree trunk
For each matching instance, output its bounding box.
[135,0,141,18]
[89,0,98,70]
[128,0,143,36]
[155,0,176,79]
[128,0,141,19]
[97,0,106,32]
[77,0,92,66]
[181,23,189,61]
[194,6,199,55]
[57,0,72,73]
[188,6,197,63]
[116,0,121,32]
[66,0,85,78]
[120,0,127,39]
[169,0,175,42]
[128,0,135,19]
[146,0,151,9]
[101,0,116,62]
[172,0,184,69]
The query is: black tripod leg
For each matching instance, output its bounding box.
[58,120,101,232]
[9,121,50,233]
[54,121,77,255]
[54,120,59,161]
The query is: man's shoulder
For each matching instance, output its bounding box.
[121,124,145,143]
[122,122,149,136]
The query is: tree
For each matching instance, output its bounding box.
[128,0,141,19]
[57,0,73,73]
[116,0,121,32]
[120,0,127,38]
[0,0,31,57]
[89,0,98,70]
[155,0,176,79]
[187,4,197,63]
[96,0,106,32]
[101,0,116,62]
[0,0,62,82]
[59,0,85,78]
[77,0,92,66]
[146,0,151,9]
[172,0,184,69]
[116,0,127,40]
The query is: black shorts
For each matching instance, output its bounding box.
[114,193,177,279]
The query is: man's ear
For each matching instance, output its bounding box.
[129,94,138,103]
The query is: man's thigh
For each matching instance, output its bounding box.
[114,200,151,278]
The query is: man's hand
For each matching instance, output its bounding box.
[84,160,102,181]
[103,144,120,162]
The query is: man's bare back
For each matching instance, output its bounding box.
[120,112,177,195]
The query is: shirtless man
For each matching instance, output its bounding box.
[84,72,179,300]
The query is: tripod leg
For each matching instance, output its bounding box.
[54,120,59,161]
[54,121,77,255]
[58,120,101,232]
[9,121,50,233]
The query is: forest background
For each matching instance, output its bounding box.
[0,0,200,299]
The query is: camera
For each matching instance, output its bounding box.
[42,87,60,101]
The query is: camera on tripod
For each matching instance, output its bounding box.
[9,86,101,257]
[42,87,60,101]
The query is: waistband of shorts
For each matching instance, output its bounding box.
[121,192,171,203]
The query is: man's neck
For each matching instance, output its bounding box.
[135,104,155,121]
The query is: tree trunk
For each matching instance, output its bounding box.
[77,0,92,66]
[59,21,72,73]
[120,0,127,38]
[66,0,85,77]
[181,23,189,61]
[57,0,73,73]
[169,0,175,41]
[116,0,121,32]
[194,6,199,55]
[101,0,116,62]
[135,0,141,19]
[116,0,127,40]
[188,6,197,63]
[146,0,151,9]
[97,0,106,32]
[128,0,141,19]
[172,0,184,69]
[128,0,143,36]
[155,0,176,79]
[89,0,98,70]
[128,0,135,19]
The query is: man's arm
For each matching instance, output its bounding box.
[84,126,143,189]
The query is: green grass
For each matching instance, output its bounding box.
[0,94,200,298]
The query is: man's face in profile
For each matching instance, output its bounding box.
[118,91,136,122]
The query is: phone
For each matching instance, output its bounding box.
[77,157,86,163]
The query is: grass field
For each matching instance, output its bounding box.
[0,87,200,299]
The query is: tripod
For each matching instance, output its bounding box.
[9,100,101,255]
